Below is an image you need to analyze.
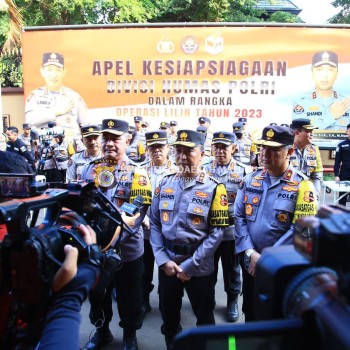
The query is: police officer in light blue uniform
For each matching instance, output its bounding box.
[140,130,177,319]
[66,125,102,182]
[292,51,350,131]
[150,129,229,349]
[81,119,152,350]
[234,124,317,321]
[232,122,256,167]
[204,131,250,323]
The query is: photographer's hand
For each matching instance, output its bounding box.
[248,252,261,277]
[121,211,141,226]
[52,245,78,292]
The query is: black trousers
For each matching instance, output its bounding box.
[214,240,241,298]
[240,255,256,322]
[89,256,144,337]
[158,268,216,340]
[338,170,350,206]
[142,239,155,301]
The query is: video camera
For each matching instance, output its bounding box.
[174,205,350,350]
[0,175,132,349]
[31,126,65,147]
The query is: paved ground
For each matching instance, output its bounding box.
[79,264,244,350]
[79,184,343,350]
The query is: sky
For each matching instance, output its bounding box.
[292,0,339,24]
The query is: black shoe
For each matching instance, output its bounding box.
[82,328,113,350]
[226,300,239,323]
[123,336,138,350]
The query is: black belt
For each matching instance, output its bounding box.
[56,158,68,162]
[164,239,200,255]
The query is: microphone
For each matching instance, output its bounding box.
[120,195,144,216]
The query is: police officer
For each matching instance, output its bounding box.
[204,131,248,323]
[168,120,178,160]
[66,125,102,182]
[290,118,323,196]
[81,119,152,350]
[198,116,213,158]
[232,122,256,167]
[51,134,69,182]
[334,123,350,205]
[134,116,146,147]
[292,51,350,131]
[140,130,177,319]
[6,126,36,172]
[234,125,318,321]
[150,130,229,349]
[25,52,87,142]
[18,123,35,159]
[127,125,146,163]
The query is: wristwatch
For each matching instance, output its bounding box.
[244,249,256,270]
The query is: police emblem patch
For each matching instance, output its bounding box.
[252,196,260,204]
[220,194,228,206]
[243,195,248,202]
[138,175,147,186]
[303,191,315,202]
[193,206,203,214]
[162,201,169,208]
[192,217,201,225]
[97,170,115,188]
[277,213,288,222]
[162,211,169,222]
[245,204,253,216]
[154,187,160,197]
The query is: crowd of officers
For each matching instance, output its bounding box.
[0,115,324,350]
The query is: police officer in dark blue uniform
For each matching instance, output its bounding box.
[334,123,350,205]
[6,126,36,172]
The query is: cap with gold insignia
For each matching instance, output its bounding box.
[141,121,149,127]
[160,121,170,129]
[290,118,318,131]
[312,51,338,68]
[48,121,57,128]
[81,124,102,137]
[102,119,129,136]
[255,125,294,147]
[238,117,247,124]
[42,53,64,68]
[134,116,143,122]
[232,122,244,133]
[198,117,211,124]
[145,130,168,146]
[170,120,178,126]
[173,130,205,148]
[212,131,236,146]
[22,123,31,130]
[196,125,207,133]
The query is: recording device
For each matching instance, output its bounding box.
[30,126,65,140]
[0,177,133,349]
[174,205,350,350]
[120,195,144,216]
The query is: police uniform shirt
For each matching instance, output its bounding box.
[142,159,178,240]
[18,134,34,156]
[66,149,102,182]
[233,136,256,165]
[204,159,248,240]
[334,138,350,178]
[25,86,87,141]
[150,171,229,277]
[126,137,146,162]
[234,166,313,255]
[6,138,35,169]
[52,140,69,170]
[289,143,323,195]
[292,90,350,130]
[81,154,152,262]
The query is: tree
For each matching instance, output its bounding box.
[328,0,350,24]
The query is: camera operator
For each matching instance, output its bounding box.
[6,126,36,172]
[81,119,152,350]
[234,125,318,321]
[37,212,140,350]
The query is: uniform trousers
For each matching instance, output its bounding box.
[89,256,144,337]
[158,268,216,340]
[214,240,241,298]
[142,237,155,300]
[338,169,350,206]
[240,255,256,322]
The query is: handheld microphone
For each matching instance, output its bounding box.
[120,195,144,216]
